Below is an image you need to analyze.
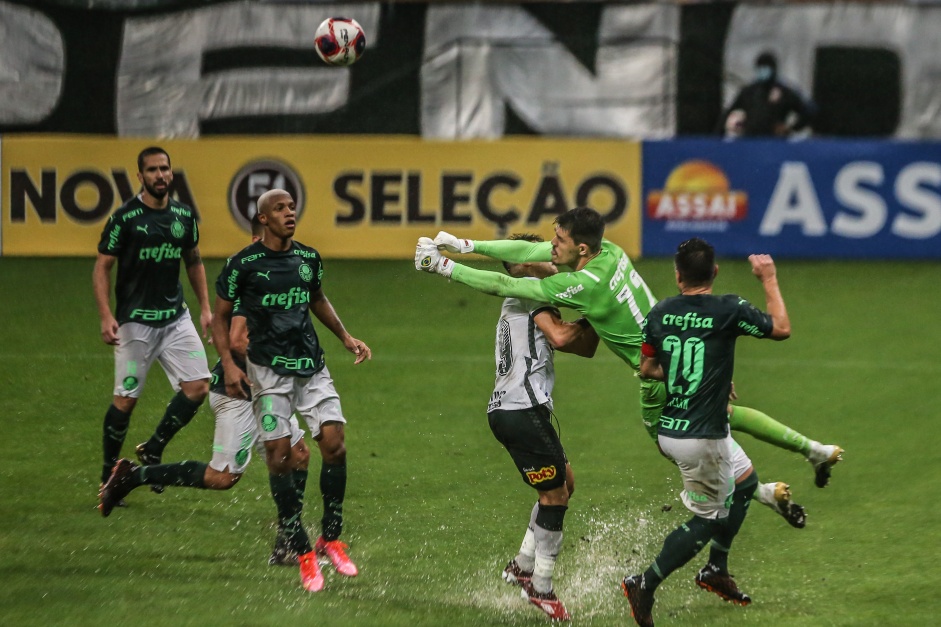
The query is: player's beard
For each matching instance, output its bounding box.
[143,180,169,200]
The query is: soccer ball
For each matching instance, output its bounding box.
[314,17,366,66]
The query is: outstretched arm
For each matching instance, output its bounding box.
[435,231,552,263]
[450,264,547,300]
[309,288,371,364]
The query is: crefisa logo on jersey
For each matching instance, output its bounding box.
[646,160,747,232]
[228,159,305,232]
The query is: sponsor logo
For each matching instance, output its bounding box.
[647,161,747,231]
[271,355,317,371]
[262,287,310,310]
[555,284,584,300]
[129,307,176,322]
[659,416,691,431]
[525,466,558,485]
[661,312,714,331]
[138,243,182,262]
[487,390,506,412]
[107,224,121,250]
[738,320,764,337]
[228,159,305,233]
[686,490,709,503]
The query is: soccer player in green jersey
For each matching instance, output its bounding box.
[93,146,212,500]
[414,207,842,487]
[621,238,789,626]
[212,188,371,593]
[99,221,311,561]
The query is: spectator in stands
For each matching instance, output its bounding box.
[718,51,816,138]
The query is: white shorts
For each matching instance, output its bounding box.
[208,392,305,474]
[658,433,735,520]
[247,359,345,442]
[113,310,211,398]
[730,439,754,482]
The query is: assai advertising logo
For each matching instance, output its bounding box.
[646,160,747,232]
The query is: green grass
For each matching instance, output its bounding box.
[1,256,938,626]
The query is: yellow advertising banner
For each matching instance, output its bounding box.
[1,135,641,259]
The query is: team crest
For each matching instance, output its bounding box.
[122,376,139,391]
[299,264,313,282]
[170,219,185,239]
[261,414,278,432]
[235,449,249,465]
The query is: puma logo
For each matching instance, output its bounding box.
[257,271,271,280]
[136,225,149,235]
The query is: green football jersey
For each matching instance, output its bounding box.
[642,294,774,439]
[97,196,199,327]
[537,240,657,371]
[215,240,325,378]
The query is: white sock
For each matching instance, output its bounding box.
[515,502,539,571]
[754,482,776,508]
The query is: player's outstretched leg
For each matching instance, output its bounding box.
[730,406,844,486]
[621,575,656,627]
[754,482,807,529]
[695,563,752,606]
[137,391,205,494]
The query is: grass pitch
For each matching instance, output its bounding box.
[0,255,938,626]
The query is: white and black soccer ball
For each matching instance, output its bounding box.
[314,17,366,67]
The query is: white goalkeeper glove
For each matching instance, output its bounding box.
[415,237,455,278]
[434,231,474,254]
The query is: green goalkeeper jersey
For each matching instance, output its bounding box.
[455,239,658,371]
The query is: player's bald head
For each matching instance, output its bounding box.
[257,188,292,215]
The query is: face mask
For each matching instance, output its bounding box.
[755,65,774,82]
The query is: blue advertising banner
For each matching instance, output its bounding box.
[642,139,941,258]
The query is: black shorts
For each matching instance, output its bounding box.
[488,405,567,491]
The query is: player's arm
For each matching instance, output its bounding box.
[309,288,371,365]
[230,315,248,360]
[92,252,119,346]
[434,231,552,263]
[533,310,599,358]
[211,296,251,399]
[749,254,791,340]
[183,246,212,340]
[639,349,664,381]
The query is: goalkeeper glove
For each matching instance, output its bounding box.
[434,231,474,254]
[415,237,455,278]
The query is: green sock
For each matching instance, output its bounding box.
[133,461,207,489]
[102,404,131,483]
[645,516,720,589]
[269,473,311,554]
[320,462,346,541]
[730,405,811,456]
[708,472,759,572]
[294,469,309,506]
[146,392,203,455]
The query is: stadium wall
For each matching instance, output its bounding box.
[2,135,939,259]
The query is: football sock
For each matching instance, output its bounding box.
[320,461,346,541]
[270,473,312,554]
[515,502,539,572]
[293,468,309,508]
[102,404,131,483]
[708,472,759,572]
[729,405,811,456]
[644,515,720,589]
[145,391,203,455]
[131,461,208,489]
[754,482,777,508]
[532,504,567,594]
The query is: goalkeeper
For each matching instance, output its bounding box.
[415,207,842,488]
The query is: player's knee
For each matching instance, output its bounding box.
[292,441,311,469]
[218,472,242,490]
[265,441,294,473]
[113,396,137,413]
[182,379,209,403]
[320,440,346,464]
